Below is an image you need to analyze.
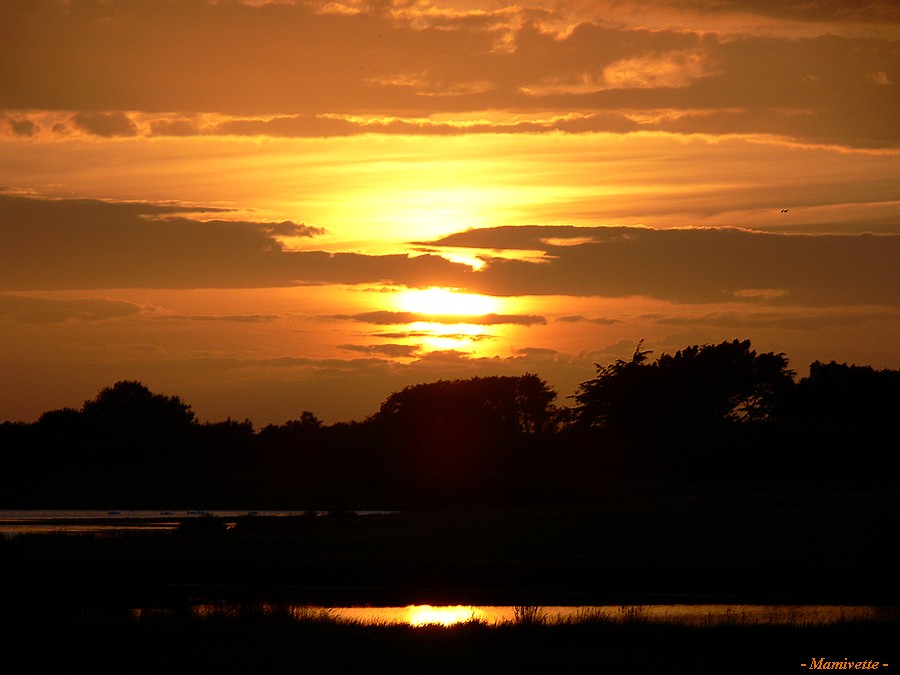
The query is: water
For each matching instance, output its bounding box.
[0,509,395,535]
[188,603,887,626]
[6,511,891,628]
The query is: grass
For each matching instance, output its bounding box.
[512,605,546,625]
[7,602,898,675]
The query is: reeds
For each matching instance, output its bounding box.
[512,605,546,625]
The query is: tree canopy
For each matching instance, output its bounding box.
[372,373,557,439]
[81,380,196,432]
[574,339,795,438]
[2,343,898,508]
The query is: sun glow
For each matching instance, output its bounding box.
[405,605,483,627]
[397,287,500,316]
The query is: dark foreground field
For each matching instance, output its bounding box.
[3,487,898,673]
[9,604,899,675]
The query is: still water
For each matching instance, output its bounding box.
[189,603,886,627]
[0,509,392,535]
[6,512,891,628]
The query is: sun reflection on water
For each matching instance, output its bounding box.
[405,605,485,626]
[184,603,886,627]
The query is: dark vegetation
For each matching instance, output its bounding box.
[7,603,898,675]
[1,339,897,509]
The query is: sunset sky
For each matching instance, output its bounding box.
[2,0,899,425]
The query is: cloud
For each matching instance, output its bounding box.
[148,117,204,137]
[262,220,327,237]
[2,114,38,137]
[427,225,900,306]
[5,192,897,310]
[0,294,141,324]
[339,343,422,358]
[0,193,465,290]
[869,70,892,86]
[556,315,620,325]
[512,346,559,357]
[2,1,898,147]
[71,111,139,137]
[664,0,900,25]
[0,110,641,140]
[159,314,280,323]
[602,50,716,89]
[329,310,547,326]
[653,309,900,331]
[6,105,897,149]
[371,330,497,342]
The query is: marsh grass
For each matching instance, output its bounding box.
[617,603,649,623]
[9,604,898,675]
[512,605,546,625]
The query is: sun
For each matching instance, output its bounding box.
[397,287,499,316]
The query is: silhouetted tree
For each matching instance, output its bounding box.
[258,411,323,445]
[256,412,325,473]
[573,340,795,478]
[369,374,558,499]
[373,374,557,439]
[652,340,794,427]
[783,360,900,484]
[34,407,89,454]
[571,340,654,433]
[81,380,195,433]
[72,381,198,502]
[575,340,793,431]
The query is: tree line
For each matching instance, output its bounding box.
[1,339,897,508]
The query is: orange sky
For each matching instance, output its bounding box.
[2,0,899,424]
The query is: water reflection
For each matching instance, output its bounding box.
[407,605,484,626]
[189,603,886,627]
[0,509,396,535]
[338,604,882,626]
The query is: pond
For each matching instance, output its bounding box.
[0,509,394,534]
[186,603,888,627]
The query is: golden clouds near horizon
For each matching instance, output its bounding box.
[408,322,493,353]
